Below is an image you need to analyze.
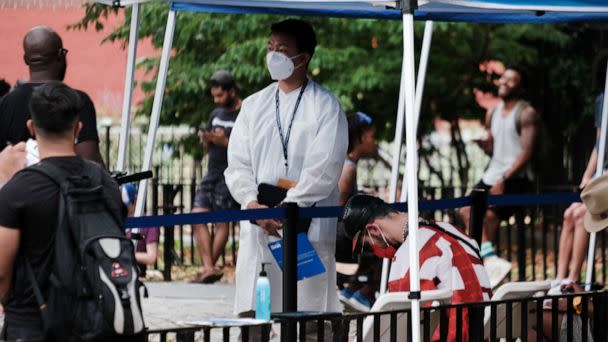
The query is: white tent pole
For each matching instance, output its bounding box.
[134,9,177,218]
[584,60,608,291]
[387,50,408,203]
[381,20,434,294]
[403,12,422,342]
[399,20,433,203]
[381,30,409,295]
[414,21,433,132]
[117,3,141,172]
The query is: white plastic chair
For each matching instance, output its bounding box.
[359,288,452,342]
[483,280,552,340]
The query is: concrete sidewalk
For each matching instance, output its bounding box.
[0,281,237,337]
[143,281,236,330]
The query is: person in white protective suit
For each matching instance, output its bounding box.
[225,19,348,316]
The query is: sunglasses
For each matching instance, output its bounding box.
[58,48,68,57]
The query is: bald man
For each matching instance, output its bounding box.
[0,26,103,165]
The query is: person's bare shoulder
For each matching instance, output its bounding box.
[519,105,538,127]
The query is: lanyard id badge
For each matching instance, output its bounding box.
[275,79,308,172]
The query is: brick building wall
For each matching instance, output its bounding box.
[1,0,88,9]
[0,1,155,118]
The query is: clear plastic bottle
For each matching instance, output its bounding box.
[255,263,271,320]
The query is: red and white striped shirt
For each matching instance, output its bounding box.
[388,222,492,341]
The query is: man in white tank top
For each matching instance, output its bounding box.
[460,66,539,287]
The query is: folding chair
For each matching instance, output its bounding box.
[483,280,551,340]
[360,288,452,342]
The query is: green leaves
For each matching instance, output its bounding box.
[72,3,597,157]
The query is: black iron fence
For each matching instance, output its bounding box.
[143,290,608,341]
[141,179,608,284]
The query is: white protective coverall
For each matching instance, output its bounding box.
[225,78,347,314]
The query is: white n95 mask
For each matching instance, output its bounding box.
[266,51,303,80]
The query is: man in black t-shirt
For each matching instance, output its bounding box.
[0,26,103,165]
[0,79,10,98]
[0,83,122,341]
[191,70,241,283]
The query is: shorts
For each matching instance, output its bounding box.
[193,172,239,210]
[473,177,533,220]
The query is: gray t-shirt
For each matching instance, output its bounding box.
[200,107,239,174]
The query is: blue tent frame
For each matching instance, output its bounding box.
[171,0,608,23]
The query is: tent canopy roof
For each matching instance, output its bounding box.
[96,0,152,6]
[169,0,608,23]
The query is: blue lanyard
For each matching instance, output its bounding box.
[275,79,308,171]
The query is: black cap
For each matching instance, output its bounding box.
[210,69,236,89]
[341,194,395,239]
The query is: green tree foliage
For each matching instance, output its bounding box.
[73,3,604,184]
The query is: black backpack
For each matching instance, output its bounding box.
[22,159,145,341]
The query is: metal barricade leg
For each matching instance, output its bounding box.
[516,210,526,281]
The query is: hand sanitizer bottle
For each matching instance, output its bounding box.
[255,263,271,320]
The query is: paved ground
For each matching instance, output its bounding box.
[143,281,236,330]
[0,281,239,340]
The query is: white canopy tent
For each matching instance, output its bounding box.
[99,1,608,340]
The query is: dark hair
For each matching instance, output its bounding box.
[271,19,317,57]
[504,64,529,91]
[29,82,82,136]
[0,79,10,97]
[210,70,237,91]
[341,194,397,239]
[347,112,374,153]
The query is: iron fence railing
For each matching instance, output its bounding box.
[142,290,608,342]
[141,180,608,284]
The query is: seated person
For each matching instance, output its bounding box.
[342,194,492,342]
[336,112,380,312]
[552,93,605,294]
[123,183,160,276]
[528,282,594,342]
[530,173,608,340]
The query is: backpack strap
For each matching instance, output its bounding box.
[81,160,126,227]
[23,258,51,333]
[82,159,104,188]
[25,160,70,187]
[23,159,104,189]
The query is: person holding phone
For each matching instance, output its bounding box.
[191,70,242,284]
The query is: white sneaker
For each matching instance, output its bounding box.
[483,256,512,289]
[547,279,573,296]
